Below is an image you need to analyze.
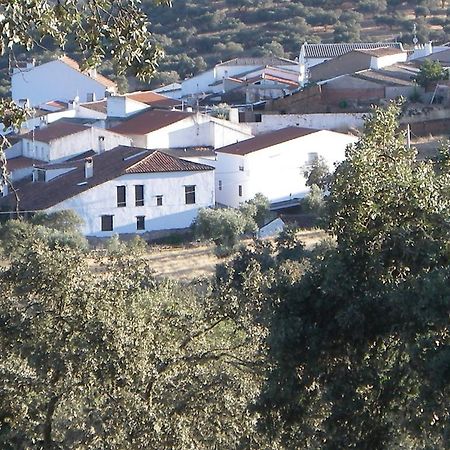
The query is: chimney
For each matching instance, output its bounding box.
[98,136,105,153]
[84,157,93,179]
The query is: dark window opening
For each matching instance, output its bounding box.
[156,195,163,206]
[136,216,145,230]
[185,185,196,204]
[135,185,144,206]
[101,215,113,231]
[117,185,126,207]
[238,185,243,197]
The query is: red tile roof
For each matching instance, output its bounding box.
[126,151,212,173]
[6,156,46,171]
[81,100,107,114]
[1,146,213,211]
[109,109,194,136]
[126,91,181,108]
[216,127,319,156]
[19,122,90,143]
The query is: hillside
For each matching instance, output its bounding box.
[1,0,449,95]
[142,0,450,89]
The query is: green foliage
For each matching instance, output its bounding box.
[0,0,170,81]
[194,194,269,255]
[415,59,450,88]
[304,156,332,191]
[275,225,307,262]
[0,233,264,448]
[0,217,88,258]
[194,207,249,255]
[301,184,326,215]
[251,101,450,448]
[30,210,84,233]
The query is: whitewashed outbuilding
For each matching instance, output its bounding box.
[12,56,117,106]
[1,146,215,237]
[109,109,253,150]
[215,127,358,208]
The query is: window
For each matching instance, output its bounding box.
[34,169,46,182]
[239,165,244,171]
[101,215,113,231]
[238,185,243,197]
[117,185,126,207]
[135,185,144,206]
[156,195,163,206]
[185,185,196,204]
[218,180,222,191]
[136,216,145,230]
[307,152,319,165]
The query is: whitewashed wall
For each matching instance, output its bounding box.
[22,128,131,162]
[12,60,113,106]
[46,170,215,237]
[107,96,149,118]
[142,115,252,149]
[216,130,357,208]
[248,113,366,134]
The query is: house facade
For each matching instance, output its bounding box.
[1,146,215,237]
[215,127,357,208]
[12,56,117,106]
[109,109,253,150]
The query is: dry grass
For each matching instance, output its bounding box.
[145,228,328,281]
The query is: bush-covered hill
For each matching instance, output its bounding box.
[142,0,450,88]
[2,0,450,95]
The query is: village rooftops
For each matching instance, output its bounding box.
[2,145,214,211]
[216,127,319,156]
[301,42,404,59]
[109,109,194,135]
[19,121,90,143]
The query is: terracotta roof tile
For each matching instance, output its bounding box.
[355,47,405,57]
[126,151,213,173]
[19,121,90,143]
[216,127,319,156]
[126,91,181,108]
[109,109,194,135]
[6,156,46,171]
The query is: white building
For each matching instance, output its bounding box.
[12,56,117,106]
[109,109,253,150]
[5,120,131,182]
[215,127,357,208]
[156,57,301,100]
[299,42,404,85]
[1,146,215,237]
[10,120,131,163]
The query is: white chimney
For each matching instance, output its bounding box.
[98,136,105,153]
[84,157,93,179]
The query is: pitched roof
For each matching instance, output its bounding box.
[58,56,116,89]
[6,156,46,171]
[355,47,405,57]
[217,57,298,66]
[81,100,107,114]
[109,109,194,135]
[125,91,181,108]
[216,127,319,156]
[19,121,90,143]
[301,42,404,59]
[2,146,213,211]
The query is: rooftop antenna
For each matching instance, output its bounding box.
[412,23,419,47]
